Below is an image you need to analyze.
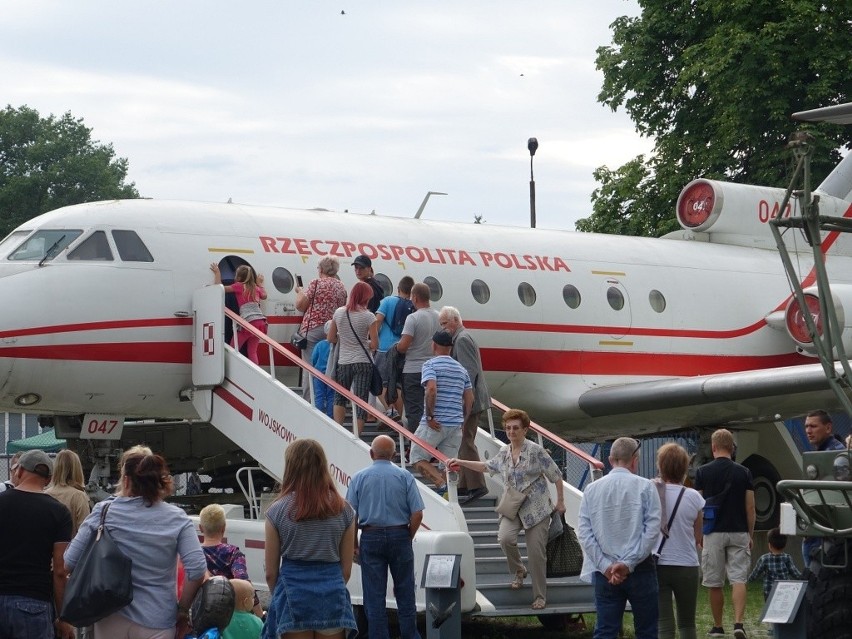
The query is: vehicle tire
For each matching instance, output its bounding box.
[742,455,781,530]
[807,539,852,639]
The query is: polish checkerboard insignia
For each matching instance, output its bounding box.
[202,322,215,355]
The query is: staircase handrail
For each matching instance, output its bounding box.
[489,397,604,478]
[224,308,448,470]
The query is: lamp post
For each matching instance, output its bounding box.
[528,137,538,228]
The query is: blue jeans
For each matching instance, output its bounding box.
[0,594,54,639]
[359,527,420,639]
[593,561,659,639]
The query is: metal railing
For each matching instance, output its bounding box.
[226,309,604,499]
[489,398,605,481]
[225,309,451,491]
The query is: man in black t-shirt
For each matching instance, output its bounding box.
[694,429,755,639]
[0,450,74,639]
[352,254,385,313]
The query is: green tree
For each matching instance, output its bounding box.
[577,1,852,237]
[0,105,139,237]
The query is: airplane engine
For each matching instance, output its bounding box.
[676,178,851,237]
[784,284,852,358]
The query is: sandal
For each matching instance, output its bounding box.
[531,596,546,610]
[511,568,527,590]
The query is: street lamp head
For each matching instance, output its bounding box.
[527,137,538,157]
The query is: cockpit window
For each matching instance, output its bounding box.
[112,230,154,262]
[67,231,114,261]
[0,231,31,259]
[8,229,83,261]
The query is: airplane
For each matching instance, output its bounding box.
[1,110,852,530]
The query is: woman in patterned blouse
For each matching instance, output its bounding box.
[448,408,565,610]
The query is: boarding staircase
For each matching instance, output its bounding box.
[188,286,602,626]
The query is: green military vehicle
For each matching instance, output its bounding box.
[777,448,852,639]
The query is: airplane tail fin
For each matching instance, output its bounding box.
[817,152,852,201]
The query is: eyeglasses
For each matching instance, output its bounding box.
[633,440,642,457]
[504,425,525,431]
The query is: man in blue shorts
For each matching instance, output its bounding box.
[409,330,473,495]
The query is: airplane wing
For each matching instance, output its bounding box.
[793,103,852,125]
[567,362,848,438]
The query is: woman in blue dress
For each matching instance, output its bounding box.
[263,439,357,639]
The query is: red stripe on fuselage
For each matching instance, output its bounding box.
[481,348,808,377]
[0,341,808,377]
[0,317,191,340]
[0,343,190,363]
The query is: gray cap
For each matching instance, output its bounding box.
[18,449,53,478]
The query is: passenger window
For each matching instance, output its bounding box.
[563,284,581,309]
[424,276,443,302]
[649,290,666,313]
[67,231,113,261]
[607,286,625,311]
[374,273,392,297]
[112,230,154,262]
[471,279,490,304]
[518,282,536,307]
[8,229,82,261]
[272,267,295,294]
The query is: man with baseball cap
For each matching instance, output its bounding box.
[409,330,473,496]
[352,254,385,313]
[0,449,75,639]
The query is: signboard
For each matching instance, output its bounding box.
[422,554,461,590]
[761,580,806,625]
[80,413,125,440]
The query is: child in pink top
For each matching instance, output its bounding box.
[211,263,268,364]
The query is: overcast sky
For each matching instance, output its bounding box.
[2,0,651,230]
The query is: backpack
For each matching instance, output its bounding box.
[389,297,415,337]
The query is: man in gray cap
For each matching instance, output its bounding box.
[409,330,473,495]
[351,254,385,313]
[0,449,75,639]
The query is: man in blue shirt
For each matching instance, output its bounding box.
[347,435,424,639]
[805,409,845,451]
[408,331,473,494]
[373,276,414,419]
[577,437,661,639]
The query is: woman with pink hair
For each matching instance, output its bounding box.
[327,281,378,431]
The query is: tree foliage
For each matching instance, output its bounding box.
[0,105,139,237]
[576,1,852,236]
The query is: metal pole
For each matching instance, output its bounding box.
[527,138,538,228]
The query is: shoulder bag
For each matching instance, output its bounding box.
[702,481,732,535]
[495,484,528,519]
[546,512,584,578]
[291,280,317,350]
[60,501,133,627]
[346,310,383,397]
[655,485,686,557]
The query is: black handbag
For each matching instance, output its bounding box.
[346,311,383,396]
[545,512,584,578]
[60,501,133,627]
[290,331,308,350]
[291,280,319,350]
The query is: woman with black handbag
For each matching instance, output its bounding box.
[294,257,347,378]
[327,281,378,433]
[448,408,565,610]
[64,449,208,639]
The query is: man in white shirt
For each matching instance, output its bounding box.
[577,437,661,639]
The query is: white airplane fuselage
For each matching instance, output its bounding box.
[0,191,849,438]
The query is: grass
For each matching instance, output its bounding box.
[459,581,772,639]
